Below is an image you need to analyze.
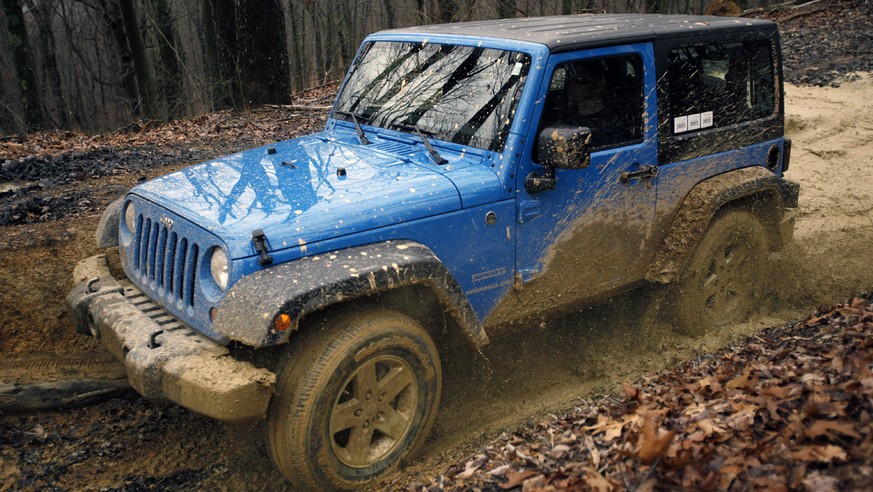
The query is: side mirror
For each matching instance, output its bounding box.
[525,126,592,194]
[536,126,591,169]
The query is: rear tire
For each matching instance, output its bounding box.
[268,308,441,490]
[671,210,768,336]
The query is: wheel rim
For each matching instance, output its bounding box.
[701,236,755,323]
[329,354,418,468]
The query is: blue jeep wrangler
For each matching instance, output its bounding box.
[69,13,798,490]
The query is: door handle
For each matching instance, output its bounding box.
[620,165,658,183]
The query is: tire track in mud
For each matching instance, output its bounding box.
[0,354,125,385]
[0,354,129,414]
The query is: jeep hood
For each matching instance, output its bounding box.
[131,132,471,259]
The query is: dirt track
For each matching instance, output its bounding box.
[2,2,873,485]
[0,74,869,490]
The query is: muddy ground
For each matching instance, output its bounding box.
[1,3,872,490]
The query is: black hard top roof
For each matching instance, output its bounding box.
[380,14,777,52]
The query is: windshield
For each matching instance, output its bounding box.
[334,41,532,152]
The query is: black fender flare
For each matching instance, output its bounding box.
[645,166,786,284]
[96,198,123,248]
[212,240,488,349]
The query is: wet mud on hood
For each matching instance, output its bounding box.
[130,132,465,258]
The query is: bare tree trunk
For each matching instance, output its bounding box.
[438,0,457,22]
[307,2,324,85]
[99,0,139,119]
[416,0,426,24]
[281,0,305,92]
[153,0,182,118]
[0,4,26,133]
[3,0,42,129]
[201,0,222,107]
[236,0,290,105]
[28,0,66,128]
[498,0,518,17]
[335,0,355,80]
[383,0,396,28]
[119,0,155,118]
[209,0,240,107]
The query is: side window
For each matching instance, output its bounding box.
[539,55,644,152]
[668,40,775,134]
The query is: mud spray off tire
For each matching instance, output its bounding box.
[672,210,768,336]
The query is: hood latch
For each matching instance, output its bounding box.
[252,229,273,266]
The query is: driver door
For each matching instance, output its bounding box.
[514,45,659,308]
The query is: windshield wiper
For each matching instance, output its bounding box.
[335,110,370,145]
[391,123,448,165]
[413,127,448,165]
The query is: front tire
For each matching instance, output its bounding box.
[268,308,441,490]
[672,210,768,336]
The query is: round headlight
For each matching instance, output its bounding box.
[124,202,137,233]
[210,248,229,291]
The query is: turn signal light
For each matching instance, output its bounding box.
[274,313,292,332]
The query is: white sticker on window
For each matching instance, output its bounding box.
[688,113,701,131]
[701,111,713,128]
[511,62,523,76]
[674,116,688,134]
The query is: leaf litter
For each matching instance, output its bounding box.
[392,294,873,491]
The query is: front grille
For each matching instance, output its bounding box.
[133,215,199,307]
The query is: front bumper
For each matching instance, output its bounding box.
[67,255,275,423]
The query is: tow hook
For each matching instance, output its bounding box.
[86,278,101,294]
[148,329,164,349]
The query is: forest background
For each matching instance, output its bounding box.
[0,0,780,135]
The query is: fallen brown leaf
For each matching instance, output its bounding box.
[761,385,792,399]
[584,415,627,442]
[457,454,488,479]
[718,464,743,490]
[804,420,862,440]
[582,467,613,492]
[725,371,758,391]
[696,418,726,436]
[638,415,676,465]
[789,445,847,462]
[499,469,537,489]
[802,471,841,492]
[622,382,639,401]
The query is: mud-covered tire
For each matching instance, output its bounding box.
[267,308,441,490]
[671,210,768,336]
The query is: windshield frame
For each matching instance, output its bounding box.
[331,35,541,153]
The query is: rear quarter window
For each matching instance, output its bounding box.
[668,40,775,135]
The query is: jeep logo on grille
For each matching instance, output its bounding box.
[160,215,174,229]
